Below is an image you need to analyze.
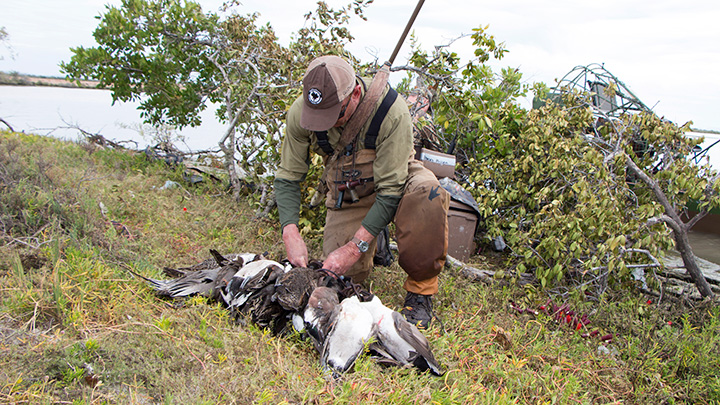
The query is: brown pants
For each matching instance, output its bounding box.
[323,160,449,295]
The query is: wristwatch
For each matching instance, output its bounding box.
[351,237,370,254]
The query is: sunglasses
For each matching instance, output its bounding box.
[338,97,350,120]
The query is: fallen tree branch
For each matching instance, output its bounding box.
[388,242,497,283]
[444,254,496,283]
[253,184,276,220]
[1,234,54,249]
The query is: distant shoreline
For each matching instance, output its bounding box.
[0,72,101,89]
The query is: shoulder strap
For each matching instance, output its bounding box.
[335,63,390,155]
[364,87,398,150]
[315,131,334,155]
[317,63,391,185]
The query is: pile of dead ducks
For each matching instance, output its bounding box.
[129,250,444,378]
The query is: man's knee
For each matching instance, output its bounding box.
[394,162,450,282]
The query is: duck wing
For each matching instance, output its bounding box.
[128,268,220,298]
[391,311,444,376]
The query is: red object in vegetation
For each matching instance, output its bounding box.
[646,299,652,305]
[183,207,188,211]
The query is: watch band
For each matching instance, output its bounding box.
[351,236,370,253]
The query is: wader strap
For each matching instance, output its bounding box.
[364,87,398,150]
[315,131,334,155]
[315,87,399,153]
[316,65,391,187]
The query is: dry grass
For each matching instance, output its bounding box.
[1,130,720,404]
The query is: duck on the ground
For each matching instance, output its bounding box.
[130,250,444,377]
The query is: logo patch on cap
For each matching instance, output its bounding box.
[307,88,323,105]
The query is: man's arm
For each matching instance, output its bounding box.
[275,97,313,267]
[274,177,303,230]
[324,92,413,275]
[322,225,373,274]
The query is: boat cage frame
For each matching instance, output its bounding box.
[533,63,651,118]
[534,63,719,165]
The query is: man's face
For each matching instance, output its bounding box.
[332,85,361,128]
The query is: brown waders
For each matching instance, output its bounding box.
[323,155,450,295]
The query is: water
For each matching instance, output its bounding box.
[689,231,720,267]
[0,85,227,152]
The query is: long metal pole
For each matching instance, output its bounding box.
[388,0,426,65]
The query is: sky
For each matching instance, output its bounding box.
[2,0,720,132]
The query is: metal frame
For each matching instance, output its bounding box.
[554,63,651,117]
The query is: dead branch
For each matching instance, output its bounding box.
[444,254,496,283]
[58,119,137,149]
[1,234,54,249]
[388,242,497,283]
[253,183,276,220]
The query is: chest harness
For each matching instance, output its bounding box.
[315,87,399,155]
[314,87,398,208]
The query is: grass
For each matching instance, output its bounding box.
[1,130,720,404]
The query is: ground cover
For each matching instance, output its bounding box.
[1,131,718,404]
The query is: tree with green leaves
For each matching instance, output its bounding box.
[61,0,371,205]
[399,31,719,298]
[464,87,718,297]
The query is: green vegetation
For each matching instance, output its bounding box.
[2,131,720,403]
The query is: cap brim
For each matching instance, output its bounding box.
[300,102,342,132]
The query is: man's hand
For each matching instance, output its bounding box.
[323,242,362,276]
[323,227,373,276]
[282,224,308,267]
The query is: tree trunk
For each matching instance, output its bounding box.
[673,225,714,298]
[625,155,714,298]
[220,130,242,201]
